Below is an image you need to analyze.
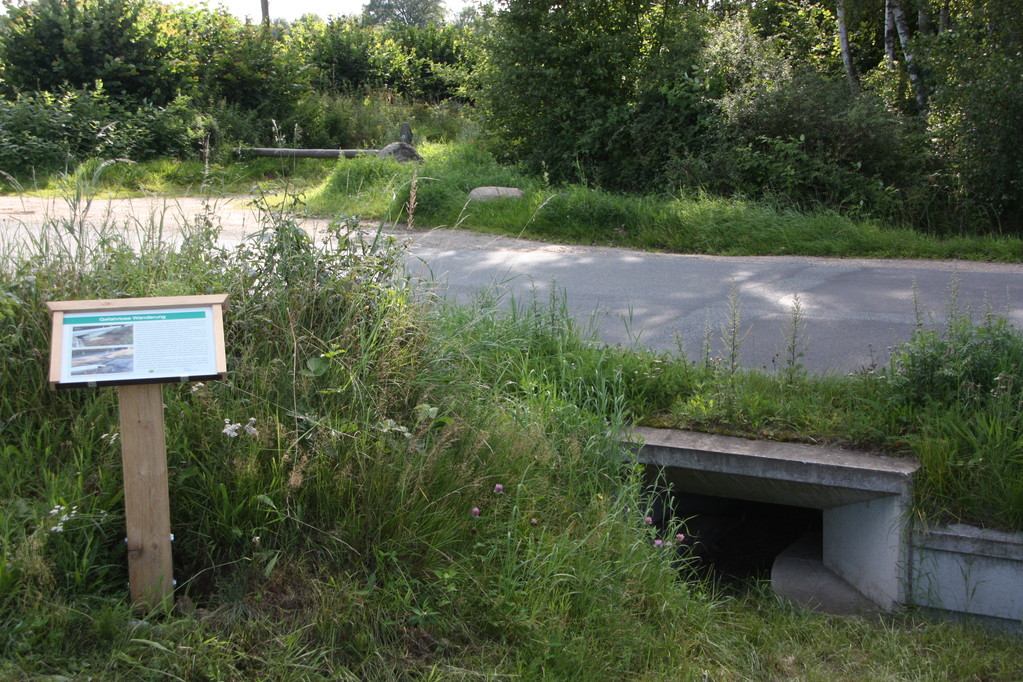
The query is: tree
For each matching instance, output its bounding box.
[362,0,444,27]
[477,0,656,185]
[0,0,178,103]
[923,0,1023,229]
[836,0,857,90]
[888,0,927,111]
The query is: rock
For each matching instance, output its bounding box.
[378,141,423,163]
[467,186,526,202]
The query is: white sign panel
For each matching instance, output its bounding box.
[48,297,228,388]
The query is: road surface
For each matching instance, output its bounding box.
[3,194,1022,374]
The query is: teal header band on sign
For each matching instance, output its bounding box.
[68,311,207,325]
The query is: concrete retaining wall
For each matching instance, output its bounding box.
[630,427,1023,625]
[911,523,1023,625]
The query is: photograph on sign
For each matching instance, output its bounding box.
[57,306,219,385]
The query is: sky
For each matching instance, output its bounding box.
[213,0,474,24]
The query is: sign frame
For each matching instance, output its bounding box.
[45,294,228,610]
[46,294,228,389]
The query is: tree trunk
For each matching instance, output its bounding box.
[939,0,950,33]
[918,3,932,35]
[837,0,858,90]
[260,0,269,26]
[241,148,378,159]
[890,0,928,112]
[884,0,897,67]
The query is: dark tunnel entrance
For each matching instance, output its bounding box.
[633,427,920,612]
[652,491,823,583]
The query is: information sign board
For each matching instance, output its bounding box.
[45,294,228,610]
[47,295,228,388]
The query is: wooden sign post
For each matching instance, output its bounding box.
[47,295,228,611]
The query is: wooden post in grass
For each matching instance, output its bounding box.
[119,382,173,609]
[47,295,228,612]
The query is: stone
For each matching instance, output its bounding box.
[378,141,423,163]
[399,122,414,145]
[467,186,526,202]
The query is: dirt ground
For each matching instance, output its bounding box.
[0,194,326,249]
[0,193,591,257]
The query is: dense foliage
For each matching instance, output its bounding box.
[1,0,1022,235]
[477,0,1023,235]
[0,0,474,174]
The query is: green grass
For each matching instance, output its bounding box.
[3,183,1022,679]
[1,156,338,198]
[645,305,1023,531]
[304,141,1023,262]
[9,140,1023,261]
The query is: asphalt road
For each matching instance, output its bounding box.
[4,195,1022,374]
[405,229,1023,373]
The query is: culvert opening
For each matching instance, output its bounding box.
[655,492,822,583]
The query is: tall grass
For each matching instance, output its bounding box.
[305,141,1023,262]
[0,183,704,678]
[2,182,1021,679]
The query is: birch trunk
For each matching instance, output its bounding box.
[884,0,897,67]
[890,0,928,112]
[837,0,858,90]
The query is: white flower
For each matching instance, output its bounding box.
[222,419,241,437]
[244,417,258,436]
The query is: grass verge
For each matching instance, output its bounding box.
[2,188,1021,678]
[306,141,1023,262]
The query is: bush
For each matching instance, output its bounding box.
[0,0,179,104]
[0,87,205,177]
[683,71,922,217]
[923,25,1023,233]
[476,0,652,184]
[0,92,71,176]
[885,312,1023,410]
[380,22,470,101]
[303,17,378,93]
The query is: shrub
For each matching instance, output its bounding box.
[476,0,652,184]
[380,22,470,101]
[923,25,1023,233]
[0,87,205,177]
[0,0,179,104]
[0,92,71,175]
[304,17,377,93]
[686,71,922,217]
[885,312,1023,410]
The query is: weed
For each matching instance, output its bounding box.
[2,173,1021,680]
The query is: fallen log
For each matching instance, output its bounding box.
[240,148,377,159]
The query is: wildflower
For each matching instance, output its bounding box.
[654,539,663,548]
[493,483,504,494]
[245,417,258,436]
[222,419,241,437]
[676,533,686,542]
[191,382,205,393]
[531,518,538,526]
[471,507,480,518]
[644,516,653,525]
